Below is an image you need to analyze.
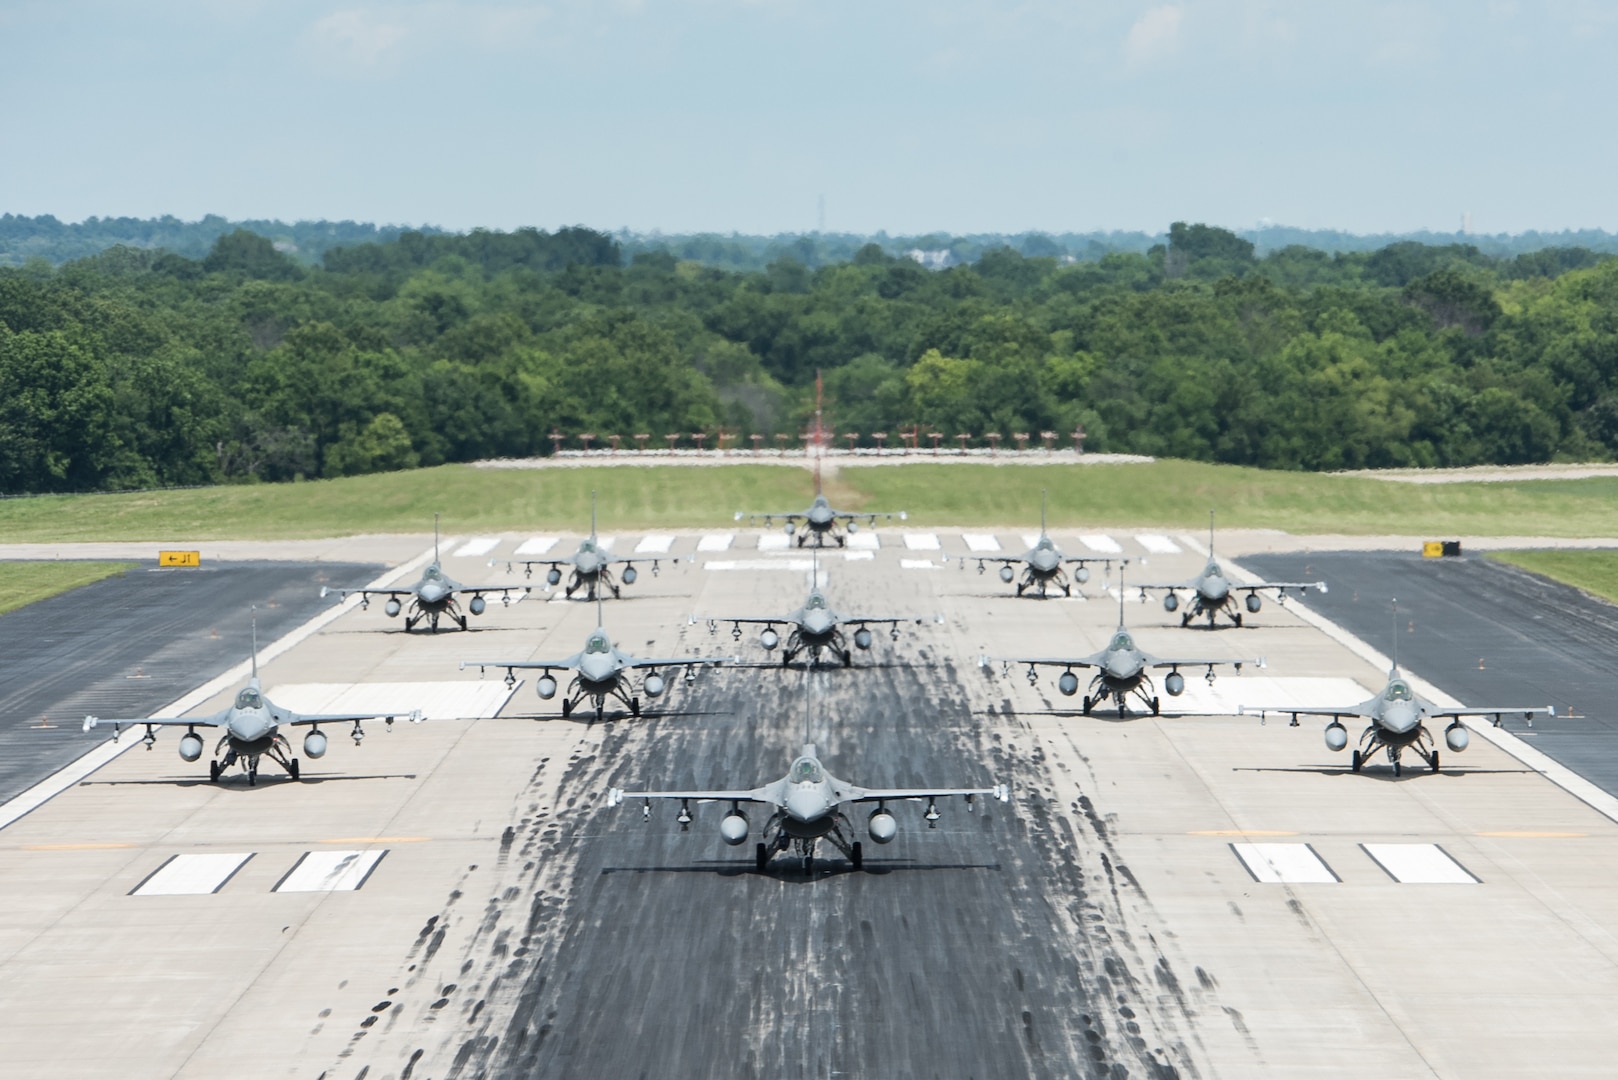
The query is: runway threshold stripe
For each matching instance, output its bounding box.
[903,533,941,551]
[844,551,875,561]
[635,534,675,554]
[962,533,1001,552]
[1362,843,1480,884]
[452,538,500,557]
[1080,534,1124,554]
[274,849,388,892]
[131,853,254,896]
[1231,842,1339,883]
[514,537,558,556]
[846,533,881,550]
[757,534,791,551]
[696,533,734,552]
[900,559,940,570]
[1135,534,1181,554]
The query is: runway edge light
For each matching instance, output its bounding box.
[158,550,201,568]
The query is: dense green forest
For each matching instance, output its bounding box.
[2,220,1618,494]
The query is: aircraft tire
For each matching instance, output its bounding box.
[1394,759,1402,777]
[1351,750,1362,773]
[248,765,257,787]
[755,843,769,872]
[209,760,221,783]
[1233,613,1243,628]
[289,758,300,781]
[1117,702,1126,719]
[851,842,864,871]
[561,700,573,718]
[1151,697,1161,716]
[630,697,641,718]
[1430,751,1440,774]
[1081,696,1092,716]
[842,650,853,668]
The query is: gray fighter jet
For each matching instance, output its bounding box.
[693,566,935,667]
[986,580,1262,717]
[83,624,422,785]
[945,491,1123,597]
[735,492,907,549]
[1134,514,1325,627]
[322,516,528,631]
[506,492,668,600]
[608,742,1008,873]
[461,604,728,722]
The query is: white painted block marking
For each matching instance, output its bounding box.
[901,559,940,570]
[697,533,734,552]
[844,550,875,561]
[1080,534,1123,554]
[1135,534,1181,555]
[1362,844,1479,884]
[515,537,558,556]
[806,570,830,588]
[706,559,816,572]
[635,534,675,554]
[132,853,254,896]
[903,533,941,551]
[1021,534,1043,550]
[1232,843,1339,884]
[594,536,616,551]
[452,537,500,557]
[274,849,388,893]
[1169,676,1369,717]
[757,533,791,551]
[267,681,517,722]
[846,532,880,550]
[963,534,1001,552]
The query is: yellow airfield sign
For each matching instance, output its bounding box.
[158,550,201,568]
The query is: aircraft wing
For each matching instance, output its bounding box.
[320,585,415,601]
[980,654,1103,671]
[607,784,775,807]
[452,584,530,599]
[278,708,424,727]
[1427,705,1555,722]
[83,712,225,733]
[460,653,584,674]
[623,655,731,670]
[843,615,929,627]
[1239,703,1375,722]
[1238,580,1328,594]
[1148,655,1262,670]
[692,615,783,627]
[841,783,1009,805]
[835,510,907,522]
[734,511,805,525]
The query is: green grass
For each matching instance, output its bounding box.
[0,561,136,615]
[2,460,1618,541]
[1486,549,1618,605]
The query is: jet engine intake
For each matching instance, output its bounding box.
[178,733,204,762]
[384,598,402,618]
[303,730,329,758]
[1245,593,1262,614]
[1445,722,1470,752]
[720,811,749,845]
[1324,721,1348,752]
[1057,671,1080,696]
[853,628,873,650]
[1163,593,1179,613]
[868,808,897,844]
[760,628,780,650]
[1164,671,1186,696]
[622,566,638,585]
[999,566,1015,583]
[469,595,487,616]
[536,675,558,699]
[546,568,563,586]
[643,673,666,698]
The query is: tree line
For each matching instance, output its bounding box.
[1,221,1616,493]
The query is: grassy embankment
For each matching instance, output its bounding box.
[2,460,1618,542]
[1487,550,1618,606]
[0,562,135,615]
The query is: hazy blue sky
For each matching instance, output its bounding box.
[3,1,1615,235]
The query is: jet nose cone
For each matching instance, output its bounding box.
[1382,703,1422,735]
[1203,579,1229,601]
[1032,551,1057,572]
[804,612,833,634]
[420,583,450,604]
[232,713,274,742]
[786,786,826,822]
[1104,657,1137,680]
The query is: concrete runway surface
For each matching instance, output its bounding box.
[3,531,1618,1078]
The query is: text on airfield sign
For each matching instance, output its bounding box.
[158,550,201,567]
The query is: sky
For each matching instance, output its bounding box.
[3,1,1616,236]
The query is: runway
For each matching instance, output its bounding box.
[5,532,1618,1078]
[1244,550,1618,796]
[0,560,377,805]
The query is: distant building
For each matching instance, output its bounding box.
[906,248,955,270]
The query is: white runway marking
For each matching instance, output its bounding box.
[846,532,881,550]
[451,537,500,557]
[514,537,558,556]
[595,536,616,551]
[635,534,675,554]
[266,681,517,721]
[844,550,874,561]
[1135,534,1181,554]
[131,853,254,896]
[706,559,817,572]
[696,533,733,552]
[903,533,941,551]
[1168,676,1369,716]
[901,559,940,570]
[1232,843,1339,883]
[1080,534,1123,554]
[1021,534,1042,550]
[962,533,1001,552]
[274,849,388,893]
[1362,844,1479,884]
[757,533,791,551]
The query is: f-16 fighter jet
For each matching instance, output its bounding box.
[986,578,1262,717]
[84,621,422,785]
[506,492,668,600]
[608,743,1008,873]
[945,490,1123,597]
[322,516,528,631]
[1134,513,1325,628]
[462,602,728,722]
[1240,608,1552,775]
